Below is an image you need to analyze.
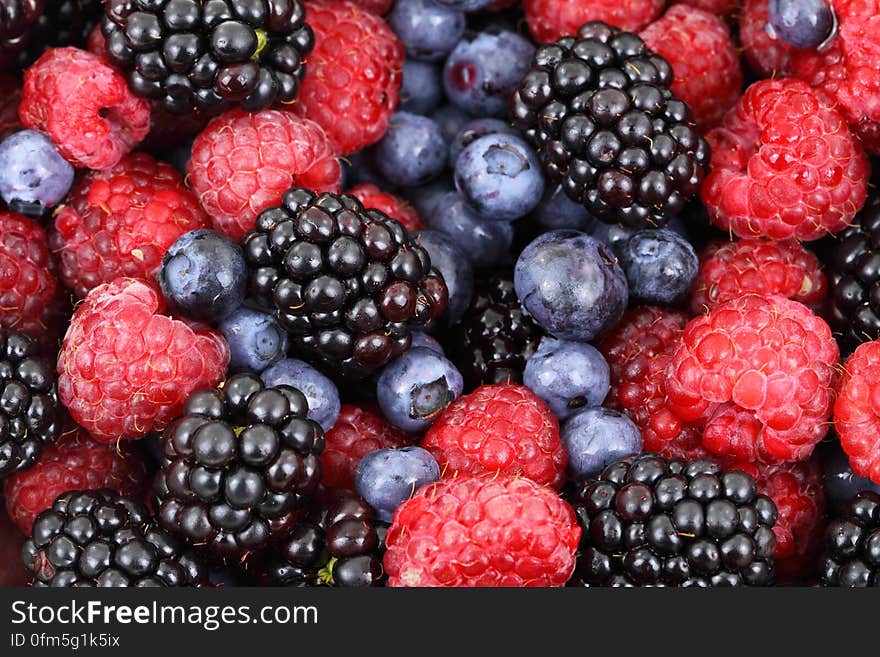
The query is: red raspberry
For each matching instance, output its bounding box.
[640,5,742,130]
[690,239,827,315]
[19,47,150,170]
[50,152,209,299]
[666,294,839,463]
[789,0,880,155]
[701,78,869,241]
[0,74,22,142]
[423,383,567,489]
[348,0,392,13]
[384,475,580,587]
[523,0,665,43]
[834,340,880,484]
[295,0,404,156]
[322,403,413,490]
[599,306,711,461]
[348,183,424,233]
[739,0,794,78]
[57,278,229,443]
[3,422,147,534]
[673,0,740,15]
[187,109,341,241]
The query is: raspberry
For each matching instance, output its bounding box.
[322,403,412,490]
[187,109,341,241]
[599,306,710,461]
[295,0,404,156]
[384,475,580,587]
[739,0,794,78]
[690,239,828,315]
[0,74,22,142]
[523,0,665,43]
[348,0,392,13]
[640,5,742,130]
[0,508,27,587]
[3,421,147,534]
[57,278,229,443]
[834,340,880,484]
[666,294,839,463]
[18,47,149,169]
[674,0,740,15]
[701,78,869,241]
[422,383,567,489]
[50,152,209,298]
[348,183,424,233]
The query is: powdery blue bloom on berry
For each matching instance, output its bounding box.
[768,0,835,49]
[356,446,441,522]
[410,331,445,355]
[433,0,495,10]
[390,0,466,62]
[375,111,448,187]
[219,307,288,374]
[448,118,516,167]
[590,215,689,254]
[618,229,698,305]
[399,175,453,218]
[427,191,513,267]
[534,184,595,231]
[261,358,340,432]
[0,130,74,216]
[400,60,445,115]
[562,407,642,481]
[430,104,472,144]
[414,229,474,325]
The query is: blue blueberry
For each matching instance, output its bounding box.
[822,443,880,507]
[534,185,595,231]
[426,191,513,268]
[377,346,464,433]
[448,118,516,167]
[590,215,689,253]
[617,229,698,305]
[443,28,534,117]
[399,175,453,218]
[355,446,441,522]
[523,337,610,420]
[400,60,445,115]
[561,407,643,481]
[158,229,246,322]
[454,133,544,222]
[430,104,473,144]
[374,111,448,187]
[514,230,628,342]
[0,130,74,216]
[260,358,340,432]
[219,307,288,374]
[433,0,494,10]
[413,229,474,325]
[344,149,396,190]
[768,0,834,49]
[410,331,445,355]
[389,0,466,63]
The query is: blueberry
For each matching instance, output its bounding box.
[590,215,689,253]
[430,104,473,144]
[454,133,544,222]
[449,118,517,167]
[617,229,698,305]
[219,307,288,374]
[523,337,610,420]
[410,331,445,355]
[260,358,340,431]
[432,0,495,10]
[822,443,880,507]
[534,185,595,231]
[399,175,454,218]
[377,347,463,433]
[374,111,448,187]
[344,150,396,190]
[355,446,441,522]
[768,0,835,49]
[413,229,474,325]
[427,191,513,268]
[561,407,642,481]
[389,0,466,63]
[158,229,246,322]
[443,28,534,117]
[400,60,445,115]
[0,130,74,216]
[514,230,628,342]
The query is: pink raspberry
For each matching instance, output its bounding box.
[674,0,740,15]
[739,0,794,78]
[834,339,880,484]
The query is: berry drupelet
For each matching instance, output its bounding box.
[511,21,710,228]
[23,489,207,587]
[570,454,778,587]
[0,329,60,480]
[154,373,325,561]
[242,189,448,380]
[819,491,880,587]
[4,0,102,69]
[101,0,314,115]
[0,0,43,67]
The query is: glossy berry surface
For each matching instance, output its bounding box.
[819,491,880,587]
[768,0,835,49]
[261,358,340,432]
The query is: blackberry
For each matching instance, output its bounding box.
[569,454,778,587]
[23,489,207,587]
[2,0,101,70]
[101,0,313,115]
[819,491,880,587]
[446,273,542,390]
[510,21,710,229]
[0,0,42,64]
[827,196,880,352]
[0,328,59,480]
[154,373,325,561]
[242,189,448,380]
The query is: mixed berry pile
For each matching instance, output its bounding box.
[1,0,880,588]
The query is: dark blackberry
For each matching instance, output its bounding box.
[827,196,880,352]
[819,491,880,587]
[22,489,207,587]
[154,373,325,561]
[0,328,59,480]
[446,273,542,391]
[0,0,42,65]
[242,189,448,380]
[2,0,101,70]
[510,21,710,228]
[101,0,313,115]
[569,454,778,587]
